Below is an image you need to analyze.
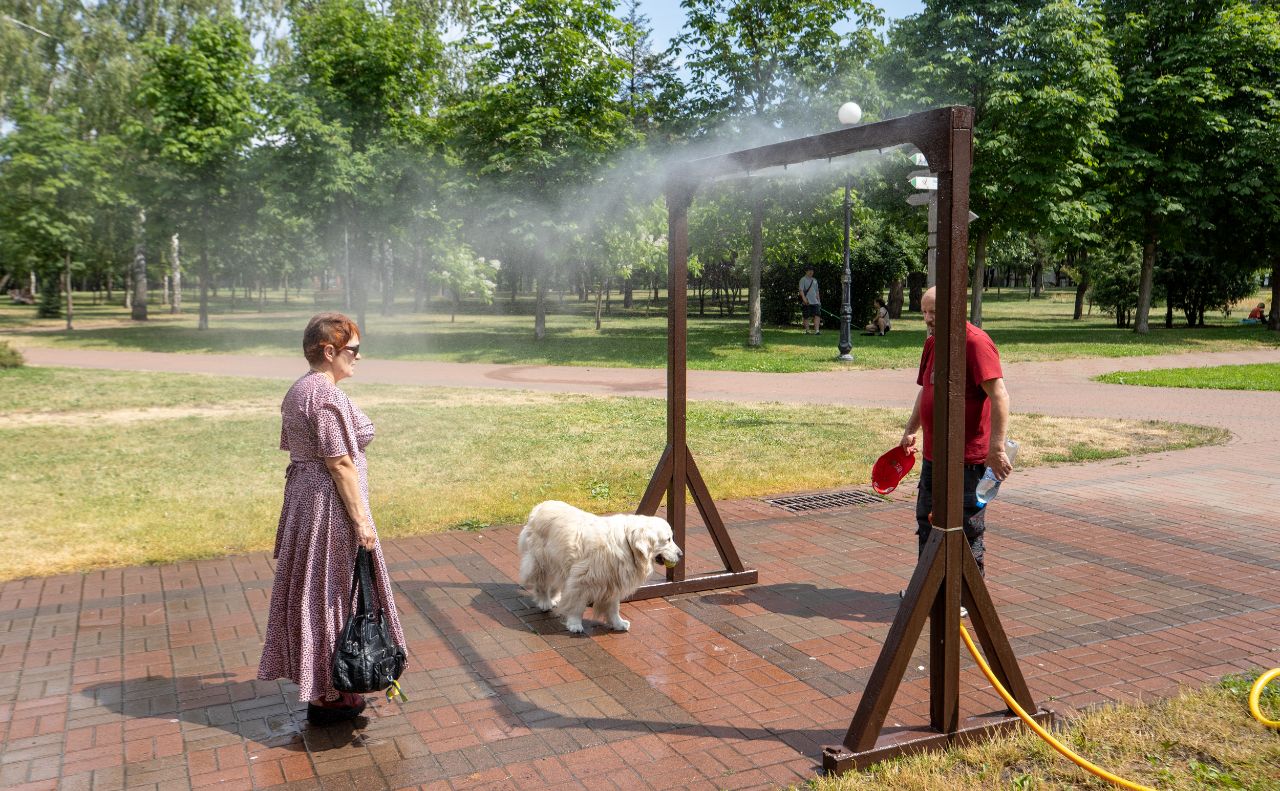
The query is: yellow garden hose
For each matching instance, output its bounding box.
[1249,668,1280,728]
[959,623,1157,791]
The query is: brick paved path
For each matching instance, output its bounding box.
[3,347,1279,790]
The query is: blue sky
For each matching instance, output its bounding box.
[638,0,925,50]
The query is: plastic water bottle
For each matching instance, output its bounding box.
[975,439,1019,508]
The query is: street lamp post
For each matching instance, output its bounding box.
[839,178,854,360]
[836,102,861,361]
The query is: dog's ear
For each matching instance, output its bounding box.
[629,522,656,561]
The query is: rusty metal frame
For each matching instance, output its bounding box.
[628,106,1045,767]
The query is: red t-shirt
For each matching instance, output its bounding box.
[917,322,1004,464]
[1249,306,1265,320]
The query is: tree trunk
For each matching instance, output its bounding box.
[594,276,604,330]
[908,270,925,312]
[131,210,148,321]
[381,239,394,316]
[198,229,210,331]
[534,269,547,340]
[342,223,352,311]
[970,228,989,326]
[64,251,73,331]
[888,278,905,320]
[1031,258,1043,298]
[1134,217,1157,334]
[1270,256,1279,331]
[747,196,764,347]
[170,233,182,314]
[623,280,633,309]
[124,268,132,310]
[1165,299,1174,329]
[605,277,612,315]
[414,249,428,313]
[1072,277,1090,320]
[353,229,368,333]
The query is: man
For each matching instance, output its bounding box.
[900,287,1012,595]
[798,266,821,334]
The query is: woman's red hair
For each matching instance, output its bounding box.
[303,312,360,364]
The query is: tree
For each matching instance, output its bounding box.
[1100,0,1277,334]
[274,0,448,331]
[0,108,121,328]
[134,15,258,330]
[882,0,1119,326]
[677,0,883,346]
[447,0,636,340]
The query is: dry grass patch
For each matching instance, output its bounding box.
[1009,415,1227,464]
[803,674,1280,791]
[1,367,1228,579]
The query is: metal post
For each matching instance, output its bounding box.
[838,178,854,360]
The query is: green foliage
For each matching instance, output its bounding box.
[882,0,1120,244]
[0,109,123,282]
[761,200,913,327]
[0,341,23,369]
[1089,242,1143,328]
[677,0,884,131]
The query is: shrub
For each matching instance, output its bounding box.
[0,341,24,369]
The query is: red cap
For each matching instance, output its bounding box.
[871,446,916,495]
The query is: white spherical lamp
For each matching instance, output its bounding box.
[838,101,863,125]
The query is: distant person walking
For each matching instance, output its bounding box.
[258,312,406,725]
[799,267,822,334]
[899,287,1011,590]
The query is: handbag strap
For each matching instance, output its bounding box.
[350,546,380,616]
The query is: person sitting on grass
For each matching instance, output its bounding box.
[1243,302,1266,324]
[863,298,892,336]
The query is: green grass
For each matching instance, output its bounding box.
[803,672,1280,791]
[0,367,1225,580]
[1097,362,1280,391]
[3,287,1277,373]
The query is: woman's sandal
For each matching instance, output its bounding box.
[307,692,367,725]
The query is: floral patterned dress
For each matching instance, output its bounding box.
[257,370,406,702]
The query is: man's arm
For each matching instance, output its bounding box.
[981,377,1012,479]
[900,388,923,453]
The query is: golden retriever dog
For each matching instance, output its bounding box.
[517,500,682,634]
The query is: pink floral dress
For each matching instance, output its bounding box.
[257,371,407,702]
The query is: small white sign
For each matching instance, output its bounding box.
[911,153,928,167]
[909,176,938,190]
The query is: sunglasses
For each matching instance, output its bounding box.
[335,344,360,357]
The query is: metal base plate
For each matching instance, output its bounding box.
[821,708,1055,773]
[624,570,759,601]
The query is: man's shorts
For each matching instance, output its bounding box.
[802,304,820,318]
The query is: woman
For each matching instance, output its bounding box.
[258,312,406,724]
[863,298,892,336]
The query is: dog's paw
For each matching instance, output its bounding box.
[608,618,631,632]
[565,618,585,634]
[534,599,555,612]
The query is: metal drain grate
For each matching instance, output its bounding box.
[765,489,884,513]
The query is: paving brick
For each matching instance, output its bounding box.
[5,352,1280,791]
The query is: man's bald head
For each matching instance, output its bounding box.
[921,287,936,336]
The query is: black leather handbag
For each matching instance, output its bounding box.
[332,547,407,698]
